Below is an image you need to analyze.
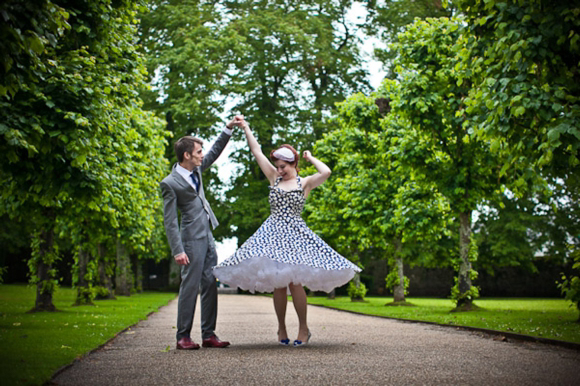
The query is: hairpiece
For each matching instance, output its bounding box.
[273,147,295,162]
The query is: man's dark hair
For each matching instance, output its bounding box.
[174,136,204,163]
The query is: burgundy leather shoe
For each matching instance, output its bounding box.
[177,337,200,350]
[202,335,230,348]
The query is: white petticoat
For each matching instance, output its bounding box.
[215,255,357,293]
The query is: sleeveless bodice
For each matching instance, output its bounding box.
[268,176,305,217]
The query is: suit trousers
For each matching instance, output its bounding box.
[176,230,218,341]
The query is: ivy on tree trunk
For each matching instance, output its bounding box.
[456,211,475,309]
[133,255,143,293]
[74,246,93,306]
[392,248,406,303]
[31,228,57,312]
[115,240,132,297]
[95,243,115,300]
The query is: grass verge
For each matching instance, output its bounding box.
[307,296,580,345]
[0,284,176,386]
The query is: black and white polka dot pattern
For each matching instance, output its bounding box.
[213,176,361,293]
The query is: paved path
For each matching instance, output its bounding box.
[52,294,580,385]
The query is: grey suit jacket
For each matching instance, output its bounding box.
[160,131,231,257]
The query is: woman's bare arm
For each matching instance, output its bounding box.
[301,150,331,198]
[242,122,278,184]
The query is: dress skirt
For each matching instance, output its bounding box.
[213,177,361,293]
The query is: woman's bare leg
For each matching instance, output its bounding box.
[289,283,309,341]
[273,287,288,341]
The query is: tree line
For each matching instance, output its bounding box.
[1,0,578,315]
[1,0,168,310]
[307,0,579,312]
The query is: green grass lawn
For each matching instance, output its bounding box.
[0,284,176,386]
[307,296,580,344]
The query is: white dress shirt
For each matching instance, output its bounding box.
[175,127,233,190]
[176,163,197,190]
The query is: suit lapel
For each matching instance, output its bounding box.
[171,164,198,196]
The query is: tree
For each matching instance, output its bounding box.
[304,174,369,301]
[308,86,451,303]
[386,17,515,309]
[456,0,580,295]
[456,0,580,188]
[222,0,371,244]
[139,1,372,248]
[0,0,70,98]
[558,248,580,322]
[475,183,580,277]
[64,104,168,303]
[138,0,232,141]
[0,0,166,310]
[474,196,546,275]
[364,0,454,77]
[138,0,250,247]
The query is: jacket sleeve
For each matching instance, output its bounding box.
[200,130,231,173]
[160,180,184,257]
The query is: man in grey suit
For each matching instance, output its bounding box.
[160,116,242,350]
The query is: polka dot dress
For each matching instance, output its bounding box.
[213,176,362,293]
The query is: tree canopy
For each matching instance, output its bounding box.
[2,0,579,311]
[139,0,372,244]
[457,0,580,186]
[1,0,167,309]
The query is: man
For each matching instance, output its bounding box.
[160,116,242,350]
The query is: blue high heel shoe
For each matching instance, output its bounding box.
[278,331,290,346]
[293,330,311,347]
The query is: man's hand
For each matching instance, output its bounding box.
[174,252,190,265]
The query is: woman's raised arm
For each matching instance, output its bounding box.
[301,150,331,198]
[242,122,278,184]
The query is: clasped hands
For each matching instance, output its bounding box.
[226,115,248,130]
[228,115,312,163]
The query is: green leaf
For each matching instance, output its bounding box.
[513,106,525,117]
[547,129,560,142]
[27,35,45,54]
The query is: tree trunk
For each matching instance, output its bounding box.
[349,272,365,301]
[74,246,93,306]
[32,229,57,312]
[133,255,143,293]
[115,239,132,296]
[327,289,336,299]
[95,243,115,299]
[393,239,406,303]
[457,210,473,308]
[34,261,57,312]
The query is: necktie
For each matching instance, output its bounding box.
[191,172,199,191]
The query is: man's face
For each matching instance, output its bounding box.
[186,142,203,168]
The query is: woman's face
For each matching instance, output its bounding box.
[275,160,295,180]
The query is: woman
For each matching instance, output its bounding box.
[213,119,361,347]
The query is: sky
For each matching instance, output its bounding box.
[213,4,387,263]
